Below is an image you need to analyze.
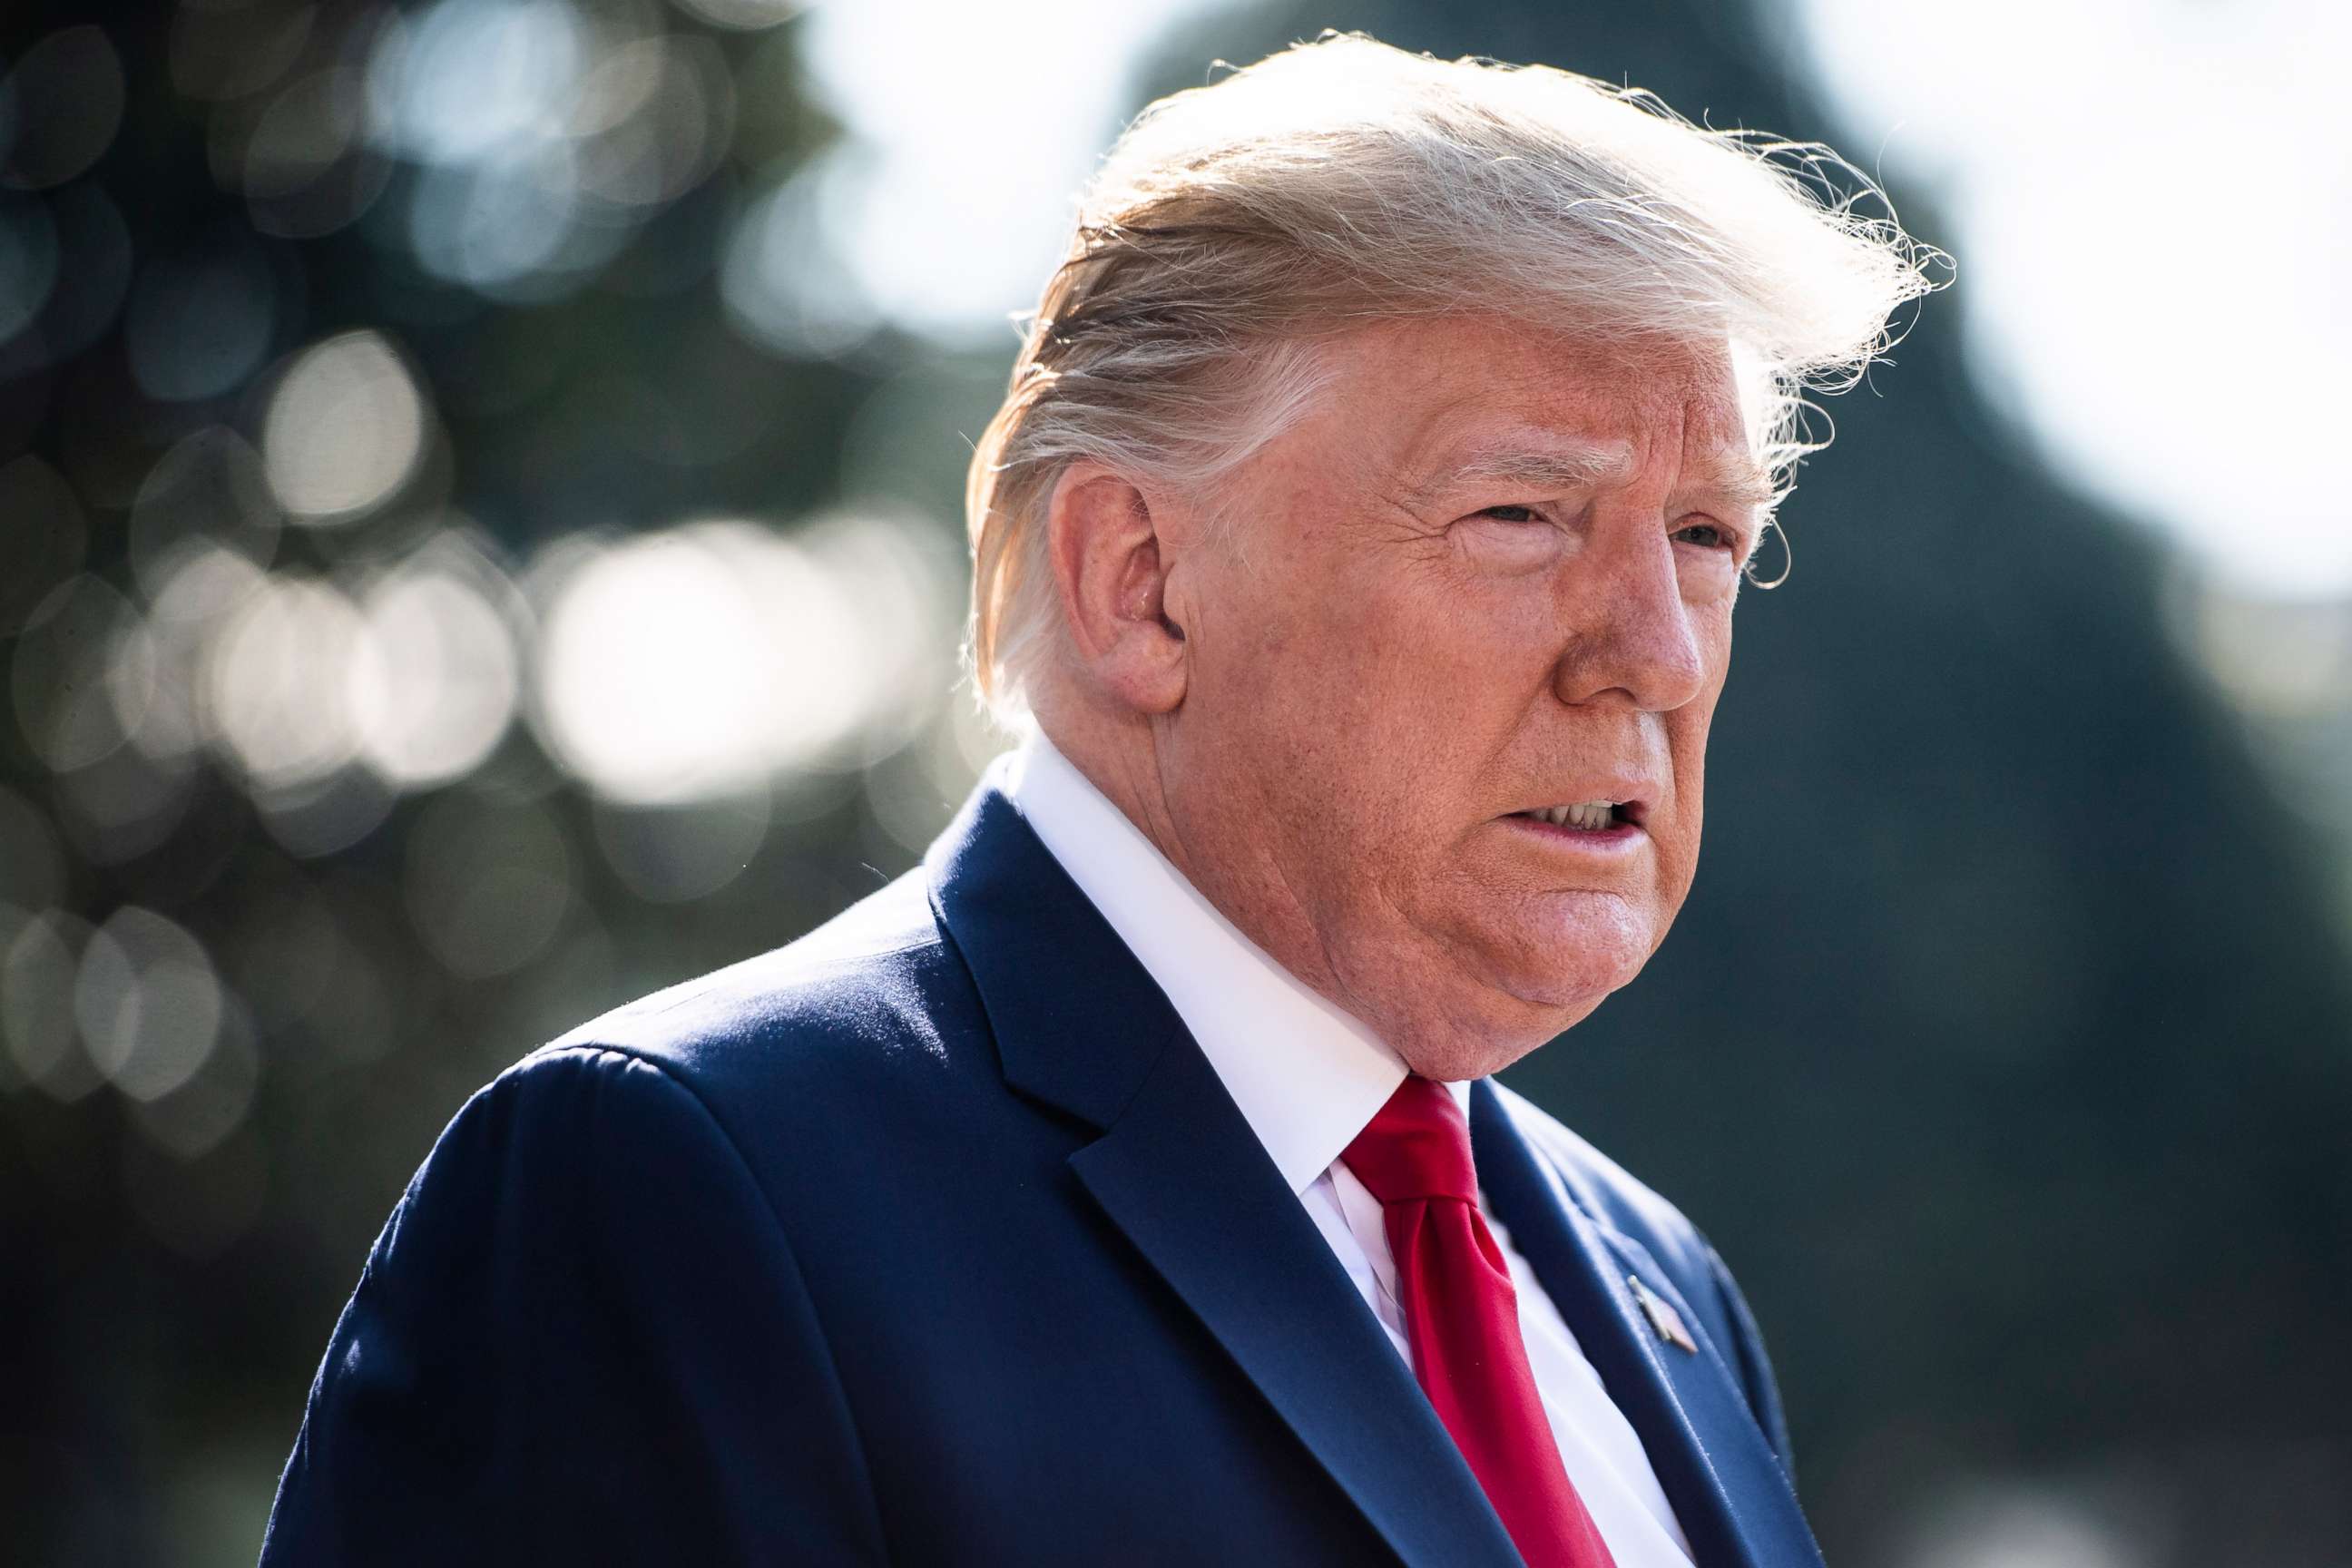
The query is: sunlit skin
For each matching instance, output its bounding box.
[1031,313,1770,1082]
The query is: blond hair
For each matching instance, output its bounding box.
[965,33,1942,720]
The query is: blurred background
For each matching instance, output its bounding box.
[2,0,2347,1563]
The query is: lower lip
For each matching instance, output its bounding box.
[1502,814,1648,853]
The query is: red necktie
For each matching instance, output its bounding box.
[1342,1076,1618,1568]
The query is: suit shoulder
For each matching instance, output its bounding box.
[534,867,974,1095]
[1487,1080,1799,1472]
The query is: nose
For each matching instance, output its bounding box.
[1548,532,1710,712]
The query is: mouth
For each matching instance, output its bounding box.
[1503,798,1649,847]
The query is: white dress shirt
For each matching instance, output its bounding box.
[1005,733,1694,1567]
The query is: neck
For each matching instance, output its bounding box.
[1030,692,1342,1004]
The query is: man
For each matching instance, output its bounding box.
[261,34,1931,1568]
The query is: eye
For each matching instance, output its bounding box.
[1672,520,1736,550]
[1475,504,1544,524]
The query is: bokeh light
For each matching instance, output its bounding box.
[205,573,372,789]
[798,509,964,762]
[129,990,260,1161]
[260,330,428,523]
[12,574,144,773]
[147,542,268,665]
[30,183,133,362]
[718,158,877,357]
[408,143,593,293]
[1894,1478,2141,1568]
[0,26,126,190]
[241,70,368,201]
[670,0,804,31]
[128,427,283,597]
[4,910,94,1100]
[529,520,877,803]
[74,906,223,1103]
[0,191,61,341]
[369,0,585,169]
[571,35,735,211]
[353,534,525,788]
[122,230,280,403]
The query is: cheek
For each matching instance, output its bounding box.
[1340,567,1556,745]
[1184,579,1416,845]
[1229,565,1509,772]
[1659,683,1723,885]
[1674,715,1710,819]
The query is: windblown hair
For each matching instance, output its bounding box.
[965,33,1942,721]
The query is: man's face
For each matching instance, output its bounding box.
[1152,314,1765,1079]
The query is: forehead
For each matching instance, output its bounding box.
[1317,314,1758,483]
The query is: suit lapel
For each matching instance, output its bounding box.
[1070,1039,1523,1568]
[929,785,1520,1568]
[1470,1081,1825,1568]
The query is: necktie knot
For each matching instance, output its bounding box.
[1341,1075,1479,1205]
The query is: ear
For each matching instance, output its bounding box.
[1044,463,1189,716]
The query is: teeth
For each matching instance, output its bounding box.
[1531,801,1618,830]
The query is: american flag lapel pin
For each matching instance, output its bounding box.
[1627,1275,1699,1354]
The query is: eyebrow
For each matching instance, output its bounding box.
[1399,438,1778,516]
[1397,439,1636,512]
[1671,451,1780,515]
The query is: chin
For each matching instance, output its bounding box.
[1339,894,1661,1079]
[1383,959,1630,1083]
[1394,996,1594,1082]
[1483,896,1655,1003]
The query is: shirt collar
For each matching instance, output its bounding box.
[1004,730,1469,1194]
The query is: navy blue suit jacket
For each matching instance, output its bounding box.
[260,780,1823,1566]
